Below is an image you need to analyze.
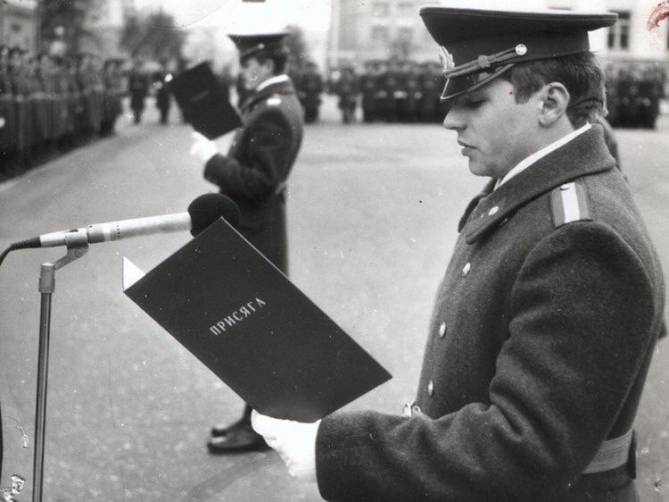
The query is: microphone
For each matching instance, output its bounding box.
[10,193,240,250]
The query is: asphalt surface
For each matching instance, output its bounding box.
[1,98,668,501]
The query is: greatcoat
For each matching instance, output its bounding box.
[203,78,303,272]
[315,127,666,502]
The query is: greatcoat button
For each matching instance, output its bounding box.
[427,380,434,396]
[488,206,499,216]
[438,322,446,338]
[462,262,471,276]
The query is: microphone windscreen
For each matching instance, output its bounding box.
[188,193,241,236]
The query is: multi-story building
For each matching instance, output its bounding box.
[0,0,38,51]
[80,0,132,58]
[327,0,669,68]
[328,0,439,68]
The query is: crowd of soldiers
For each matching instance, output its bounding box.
[604,61,667,129]
[0,46,125,177]
[294,58,669,129]
[293,59,450,125]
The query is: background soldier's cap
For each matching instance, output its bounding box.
[227,31,289,62]
[419,7,617,101]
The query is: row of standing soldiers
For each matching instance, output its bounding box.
[293,60,448,124]
[0,46,125,173]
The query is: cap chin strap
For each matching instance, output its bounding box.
[440,63,515,101]
[441,44,527,80]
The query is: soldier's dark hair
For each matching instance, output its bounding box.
[500,52,605,128]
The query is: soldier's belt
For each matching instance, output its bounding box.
[583,430,634,474]
[402,400,633,475]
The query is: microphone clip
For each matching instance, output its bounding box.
[39,231,89,294]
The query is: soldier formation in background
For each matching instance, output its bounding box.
[0,45,182,179]
[0,46,124,176]
[3,44,667,181]
[605,61,667,129]
[326,58,449,125]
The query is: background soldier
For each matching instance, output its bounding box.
[398,61,420,123]
[360,61,378,123]
[373,60,391,122]
[153,58,172,125]
[101,59,124,135]
[0,45,17,174]
[8,47,33,170]
[419,61,445,123]
[335,65,359,124]
[33,53,53,157]
[297,61,324,124]
[128,58,149,124]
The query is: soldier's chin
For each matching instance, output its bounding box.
[244,77,259,91]
[467,159,492,178]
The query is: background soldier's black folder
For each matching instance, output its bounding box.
[123,219,391,422]
[170,63,242,139]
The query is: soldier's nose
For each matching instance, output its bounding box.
[442,106,464,131]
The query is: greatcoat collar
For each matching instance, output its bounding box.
[459,127,616,244]
[241,78,296,113]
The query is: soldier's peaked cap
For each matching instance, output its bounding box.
[228,30,289,61]
[419,7,617,101]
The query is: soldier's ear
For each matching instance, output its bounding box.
[537,82,570,127]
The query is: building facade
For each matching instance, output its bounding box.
[0,0,38,51]
[327,0,669,69]
[79,0,130,58]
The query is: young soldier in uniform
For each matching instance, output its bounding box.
[128,58,149,125]
[297,61,324,124]
[190,29,304,454]
[251,7,666,501]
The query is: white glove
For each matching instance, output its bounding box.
[189,131,219,164]
[251,410,320,482]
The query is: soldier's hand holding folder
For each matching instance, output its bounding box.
[189,131,219,164]
[252,410,319,482]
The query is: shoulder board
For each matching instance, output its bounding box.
[266,95,282,106]
[550,182,592,227]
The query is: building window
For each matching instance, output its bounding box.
[398,27,413,43]
[607,11,630,50]
[372,2,389,17]
[398,1,415,17]
[371,25,389,44]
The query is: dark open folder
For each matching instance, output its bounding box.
[170,62,242,139]
[123,219,391,422]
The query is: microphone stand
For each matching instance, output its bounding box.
[32,233,89,502]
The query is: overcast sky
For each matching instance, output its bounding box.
[134,0,332,32]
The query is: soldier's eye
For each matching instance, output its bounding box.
[463,98,485,108]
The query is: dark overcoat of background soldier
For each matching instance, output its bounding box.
[334,65,359,124]
[152,59,172,125]
[128,59,149,124]
[296,61,324,123]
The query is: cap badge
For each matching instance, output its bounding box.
[438,46,455,73]
[267,96,282,106]
[515,44,527,56]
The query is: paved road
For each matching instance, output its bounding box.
[1,99,668,501]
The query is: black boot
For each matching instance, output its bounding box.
[207,405,268,454]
